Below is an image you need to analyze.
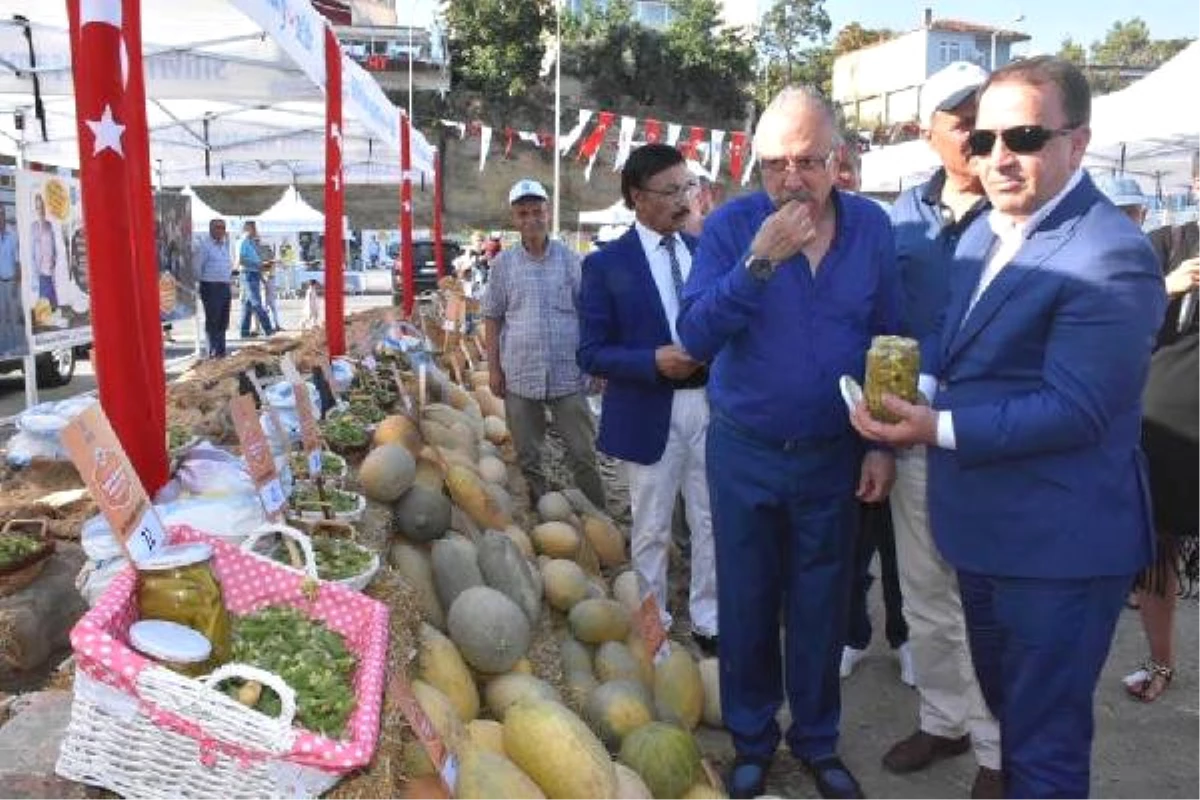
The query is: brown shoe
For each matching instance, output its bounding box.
[882,730,971,773]
[970,767,1004,799]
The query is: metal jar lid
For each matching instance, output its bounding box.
[129,619,212,664]
[137,542,214,571]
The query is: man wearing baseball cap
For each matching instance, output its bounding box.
[482,178,607,510]
[884,60,1001,798]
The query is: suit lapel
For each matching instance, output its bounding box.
[618,228,672,341]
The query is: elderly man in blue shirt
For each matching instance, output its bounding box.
[678,85,900,800]
[0,204,23,356]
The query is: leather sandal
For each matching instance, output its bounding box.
[1122,660,1174,702]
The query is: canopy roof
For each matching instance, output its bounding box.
[578,199,635,227]
[255,185,349,236]
[0,0,434,185]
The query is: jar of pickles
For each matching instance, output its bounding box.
[137,543,231,665]
[128,619,212,678]
[864,335,920,423]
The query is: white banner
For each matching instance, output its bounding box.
[479,125,492,172]
[559,110,593,155]
[709,129,726,182]
[613,116,637,171]
[666,124,682,148]
[228,0,326,88]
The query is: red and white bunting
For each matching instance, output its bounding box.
[612,115,637,171]
[708,129,726,181]
[479,125,492,172]
[559,109,593,155]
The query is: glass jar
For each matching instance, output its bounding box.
[864,335,920,423]
[137,543,231,665]
[128,619,213,678]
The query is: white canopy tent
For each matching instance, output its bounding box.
[181,185,227,228]
[578,199,635,227]
[0,0,435,187]
[255,185,350,237]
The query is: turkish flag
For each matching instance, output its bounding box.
[679,126,706,161]
[324,28,345,356]
[729,131,748,184]
[643,118,662,144]
[577,111,615,160]
[66,0,167,492]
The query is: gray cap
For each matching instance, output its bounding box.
[1093,173,1148,208]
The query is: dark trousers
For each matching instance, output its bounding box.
[847,500,909,650]
[708,413,858,762]
[958,570,1131,798]
[198,280,231,357]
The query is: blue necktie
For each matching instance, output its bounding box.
[660,235,684,302]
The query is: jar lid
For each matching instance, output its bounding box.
[129,619,212,664]
[138,542,213,571]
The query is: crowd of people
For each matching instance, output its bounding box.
[480,56,1198,800]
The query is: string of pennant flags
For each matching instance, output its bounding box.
[436,109,756,186]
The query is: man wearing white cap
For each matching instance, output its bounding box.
[482,179,607,509]
[883,61,1001,798]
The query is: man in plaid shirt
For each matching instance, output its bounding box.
[482,179,606,509]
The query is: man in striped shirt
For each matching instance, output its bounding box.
[482,179,606,510]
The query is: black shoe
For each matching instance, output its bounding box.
[727,757,769,799]
[692,631,719,658]
[802,756,864,799]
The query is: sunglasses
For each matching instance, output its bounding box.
[967,126,1077,157]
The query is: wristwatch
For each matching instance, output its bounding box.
[745,255,777,282]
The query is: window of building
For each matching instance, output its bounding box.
[636,1,672,28]
[938,40,962,65]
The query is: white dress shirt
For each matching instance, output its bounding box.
[634,220,692,344]
[932,169,1086,450]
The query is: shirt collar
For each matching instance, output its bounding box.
[634,219,677,254]
[988,168,1084,243]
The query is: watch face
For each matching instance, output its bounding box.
[749,257,774,279]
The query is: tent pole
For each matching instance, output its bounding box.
[399,111,415,317]
[16,114,38,412]
[324,27,345,356]
[433,151,445,278]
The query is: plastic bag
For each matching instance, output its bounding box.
[174,441,254,497]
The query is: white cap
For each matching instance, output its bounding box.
[1093,173,1148,208]
[508,179,549,204]
[129,619,213,664]
[920,61,989,128]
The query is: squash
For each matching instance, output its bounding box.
[394,484,452,543]
[357,443,417,503]
[448,586,532,673]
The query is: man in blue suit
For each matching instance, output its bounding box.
[578,143,718,653]
[851,56,1166,797]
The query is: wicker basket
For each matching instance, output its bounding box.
[56,525,389,799]
[0,519,55,597]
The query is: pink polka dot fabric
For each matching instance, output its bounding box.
[69,525,390,772]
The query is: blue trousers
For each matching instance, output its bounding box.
[239,270,273,336]
[958,571,1132,798]
[708,412,859,762]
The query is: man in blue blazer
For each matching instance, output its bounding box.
[851,57,1166,797]
[578,143,718,652]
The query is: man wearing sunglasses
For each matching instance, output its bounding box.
[883,62,1001,799]
[578,143,718,658]
[850,56,1166,797]
[678,86,900,800]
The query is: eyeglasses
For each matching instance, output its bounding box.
[966,126,1077,157]
[759,153,833,175]
[641,180,700,200]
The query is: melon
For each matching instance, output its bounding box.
[418,623,479,721]
[698,658,722,727]
[451,504,482,542]
[542,559,590,612]
[403,679,467,777]
[537,491,574,522]
[465,719,507,756]
[401,775,451,799]
[503,700,617,799]
[374,414,423,454]
[586,680,656,750]
[455,746,546,799]
[531,521,580,559]
[653,647,704,731]
[484,481,515,519]
[503,525,535,560]
[474,387,506,419]
[477,532,542,623]
[426,402,485,441]
[569,598,632,644]
[618,722,702,800]
[388,541,445,629]
[565,669,599,713]
[394,484,452,542]
[625,633,656,689]
[413,454,447,491]
[432,536,483,612]
[575,534,603,576]
[560,635,594,676]
[594,641,643,685]
[561,487,604,518]
[448,586,532,673]
[510,657,533,675]
[484,416,509,444]
[478,455,508,485]
[614,763,653,799]
[358,443,417,503]
[485,673,561,719]
[612,570,643,614]
[447,464,511,530]
[586,574,610,599]
[582,514,627,567]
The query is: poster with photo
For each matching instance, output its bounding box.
[0,167,31,360]
[15,170,92,352]
[155,192,196,323]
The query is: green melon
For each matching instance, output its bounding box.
[585,680,655,750]
[447,586,532,673]
[358,443,417,502]
[569,598,631,644]
[618,722,702,799]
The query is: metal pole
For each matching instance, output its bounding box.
[16,114,37,411]
[552,0,562,237]
[407,5,414,119]
[990,31,997,71]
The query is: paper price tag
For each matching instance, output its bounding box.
[244,370,288,451]
[391,671,455,795]
[364,355,378,371]
[391,365,414,415]
[258,478,286,515]
[231,393,286,521]
[634,593,671,665]
[308,448,324,477]
[294,381,321,453]
[60,404,166,564]
[418,363,427,410]
[280,353,303,384]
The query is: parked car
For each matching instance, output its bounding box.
[389,239,464,303]
[0,346,82,388]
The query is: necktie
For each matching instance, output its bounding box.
[660,235,684,302]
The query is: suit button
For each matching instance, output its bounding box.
[938,380,948,392]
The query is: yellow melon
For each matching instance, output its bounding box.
[503,699,617,798]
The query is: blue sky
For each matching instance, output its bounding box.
[822,0,1199,56]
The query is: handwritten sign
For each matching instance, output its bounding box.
[292,380,323,476]
[60,404,168,564]
[634,593,671,665]
[318,353,338,400]
[243,370,289,453]
[391,365,414,415]
[230,394,285,520]
[390,671,458,794]
[418,363,428,411]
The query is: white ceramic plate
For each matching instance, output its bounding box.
[838,374,864,416]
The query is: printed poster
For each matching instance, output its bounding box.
[0,167,30,359]
[155,191,196,322]
[15,170,92,352]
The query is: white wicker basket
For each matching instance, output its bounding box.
[241,523,380,594]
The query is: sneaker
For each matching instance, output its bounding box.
[727,757,769,799]
[897,642,916,687]
[839,646,866,679]
[801,755,864,799]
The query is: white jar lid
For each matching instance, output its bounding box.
[129,619,212,664]
[138,542,213,571]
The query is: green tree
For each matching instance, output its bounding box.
[755,0,832,103]
[443,0,552,118]
[833,22,893,55]
[1080,18,1193,93]
[1057,37,1087,65]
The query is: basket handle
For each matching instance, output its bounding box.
[201,662,298,728]
[239,523,319,580]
